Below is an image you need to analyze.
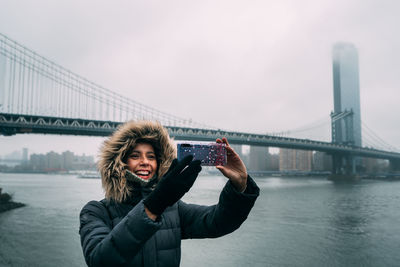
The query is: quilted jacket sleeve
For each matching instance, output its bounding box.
[79,200,161,267]
[179,176,260,239]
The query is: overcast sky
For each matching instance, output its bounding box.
[0,0,399,157]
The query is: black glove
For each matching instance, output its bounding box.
[143,155,201,215]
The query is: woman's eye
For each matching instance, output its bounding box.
[130,154,139,158]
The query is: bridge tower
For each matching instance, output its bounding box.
[330,42,362,175]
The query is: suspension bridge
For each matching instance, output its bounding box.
[1,32,399,175]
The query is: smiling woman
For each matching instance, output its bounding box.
[79,120,259,267]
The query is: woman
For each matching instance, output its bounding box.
[79,121,259,267]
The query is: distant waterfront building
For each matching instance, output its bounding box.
[248,146,270,171]
[4,150,22,160]
[72,154,95,170]
[332,42,362,146]
[29,151,95,171]
[30,154,47,171]
[230,144,245,164]
[279,148,312,172]
[279,149,295,171]
[297,150,313,171]
[363,158,389,173]
[269,154,280,171]
[0,150,23,167]
[22,148,28,162]
[62,151,74,170]
[46,151,63,170]
[313,151,332,171]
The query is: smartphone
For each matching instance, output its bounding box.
[177,142,227,166]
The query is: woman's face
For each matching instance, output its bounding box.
[127,143,158,180]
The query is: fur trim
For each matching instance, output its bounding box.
[98,121,176,203]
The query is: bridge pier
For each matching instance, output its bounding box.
[0,127,17,136]
[389,159,400,172]
[332,154,356,175]
[330,154,359,181]
[332,154,341,175]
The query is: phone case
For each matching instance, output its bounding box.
[177,142,227,166]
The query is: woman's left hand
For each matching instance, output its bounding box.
[216,137,248,192]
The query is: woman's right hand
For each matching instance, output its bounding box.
[216,137,248,192]
[143,155,201,216]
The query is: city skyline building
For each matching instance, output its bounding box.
[332,42,362,146]
[248,146,270,171]
[279,148,313,172]
[313,151,333,171]
[22,148,28,162]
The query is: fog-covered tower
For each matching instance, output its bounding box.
[331,42,362,147]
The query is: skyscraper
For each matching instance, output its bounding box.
[332,42,362,146]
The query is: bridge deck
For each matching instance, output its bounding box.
[1,113,400,160]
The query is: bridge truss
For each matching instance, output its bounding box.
[1,113,400,162]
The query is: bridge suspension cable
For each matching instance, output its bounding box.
[361,121,399,152]
[268,115,331,142]
[0,32,214,129]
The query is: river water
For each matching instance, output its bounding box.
[0,173,399,267]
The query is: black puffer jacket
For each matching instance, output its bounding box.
[79,177,259,267]
[79,121,260,266]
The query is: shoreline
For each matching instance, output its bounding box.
[0,187,26,213]
[0,201,26,213]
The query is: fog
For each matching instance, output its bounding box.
[1,0,399,156]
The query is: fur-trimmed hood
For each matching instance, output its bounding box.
[98,121,176,203]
